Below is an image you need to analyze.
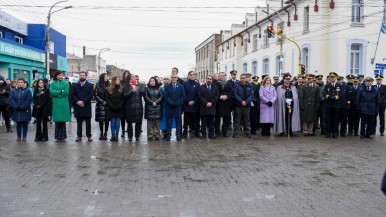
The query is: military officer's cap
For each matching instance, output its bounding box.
[337,76,344,80]
[315,75,323,80]
[293,76,298,81]
[283,73,292,79]
[352,76,359,82]
[262,74,269,80]
[305,74,315,79]
[252,76,259,81]
[358,74,364,78]
[273,75,279,79]
[328,72,338,77]
[365,77,374,82]
[376,75,384,80]
[230,70,237,75]
[346,74,354,79]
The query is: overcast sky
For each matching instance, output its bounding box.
[1,0,269,80]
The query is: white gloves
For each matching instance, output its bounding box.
[285,98,293,105]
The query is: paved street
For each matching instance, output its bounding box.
[1,114,386,217]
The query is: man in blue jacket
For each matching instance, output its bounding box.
[233,74,253,138]
[164,75,185,141]
[72,72,94,142]
[182,71,200,138]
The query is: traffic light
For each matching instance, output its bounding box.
[277,28,283,36]
[267,26,274,38]
[301,64,306,75]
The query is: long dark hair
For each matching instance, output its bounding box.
[122,70,131,81]
[53,71,63,81]
[33,79,47,92]
[147,76,160,88]
[98,73,107,88]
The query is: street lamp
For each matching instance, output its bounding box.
[46,0,72,78]
[98,48,110,77]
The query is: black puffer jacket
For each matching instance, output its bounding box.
[32,87,51,118]
[144,86,163,119]
[94,81,109,122]
[106,85,124,118]
[124,83,145,123]
[0,76,11,106]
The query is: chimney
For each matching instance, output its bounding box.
[83,46,86,57]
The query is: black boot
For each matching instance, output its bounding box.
[103,132,108,140]
[99,132,104,140]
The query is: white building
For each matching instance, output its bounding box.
[217,0,386,80]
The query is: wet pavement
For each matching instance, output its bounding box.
[0,114,386,216]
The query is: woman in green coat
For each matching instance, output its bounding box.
[50,71,71,142]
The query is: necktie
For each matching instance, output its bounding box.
[368,87,370,92]
[378,85,380,89]
[173,84,176,89]
[208,85,211,92]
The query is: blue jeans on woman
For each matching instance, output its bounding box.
[16,121,28,138]
[110,118,120,136]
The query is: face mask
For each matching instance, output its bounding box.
[79,78,86,82]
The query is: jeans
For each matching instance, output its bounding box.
[16,121,28,138]
[110,118,120,136]
[167,117,182,139]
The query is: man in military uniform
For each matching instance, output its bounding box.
[337,76,349,137]
[227,70,239,129]
[346,74,354,86]
[315,75,326,134]
[323,72,343,138]
[250,75,260,134]
[373,75,386,136]
[358,74,365,88]
[300,74,320,136]
[347,76,360,136]
[273,75,280,89]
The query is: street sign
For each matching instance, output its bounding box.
[375,63,386,76]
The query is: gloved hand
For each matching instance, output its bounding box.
[285,98,292,106]
[267,101,272,107]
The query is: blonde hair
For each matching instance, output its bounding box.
[262,76,272,86]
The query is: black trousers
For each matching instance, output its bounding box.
[201,115,215,137]
[76,117,92,138]
[250,105,260,133]
[360,113,374,137]
[348,107,360,134]
[316,102,326,131]
[215,115,230,136]
[183,112,200,134]
[98,121,109,134]
[35,116,48,140]
[285,106,293,134]
[339,107,347,135]
[127,121,142,139]
[0,105,11,128]
[326,107,339,136]
[374,107,385,134]
[260,123,271,136]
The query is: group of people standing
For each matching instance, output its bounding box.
[0,67,385,142]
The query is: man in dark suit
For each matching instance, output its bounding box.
[164,75,185,141]
[72,72,94,142]
[337,76,349,137]
[356,77,380,139]
[373,75,386,136]
[182,71,200,138]
[214,72,233,137]
[172,67,184,85]
[227,70,239,129]
[323,72,343,138]
[198,75,219,139]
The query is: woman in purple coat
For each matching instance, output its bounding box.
[259,76,277,136]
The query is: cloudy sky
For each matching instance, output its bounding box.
[1,0,269,80]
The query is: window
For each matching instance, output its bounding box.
[263,32,269,48]
[207,46,209,58]
[243,63,248,73]
[252,61,257,76]
[225,66,228,74]
[0,31,2,38]
[232,63,235,70]
[276,55,284,75]
[252,34,258,51]
[14,36,23,44]
[302,47,309,74]
[352,0,363,24]
[350,44,361,74]
[243,38,248,54]
[233,42,236,57]
[263,58,270,74]
[384,0,386,24]
[304,6,310,32]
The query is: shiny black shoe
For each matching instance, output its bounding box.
[360,136,365,139]
[381,133,385,136]
[326,135,331,138]
[365,135,373,139]
[177,137,182,141]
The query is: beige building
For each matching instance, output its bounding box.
[195,32,223,82]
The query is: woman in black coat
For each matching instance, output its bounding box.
[144,77,163,140]
[32,79,51,142]
[123,74,145,141]
[120,70,130,138]
[94,73,110,140]
[106,76,124,141]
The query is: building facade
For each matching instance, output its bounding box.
[217,0,386,80]
[0,10,67,84]
[195,32,223,82]
[67,48,106,83]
